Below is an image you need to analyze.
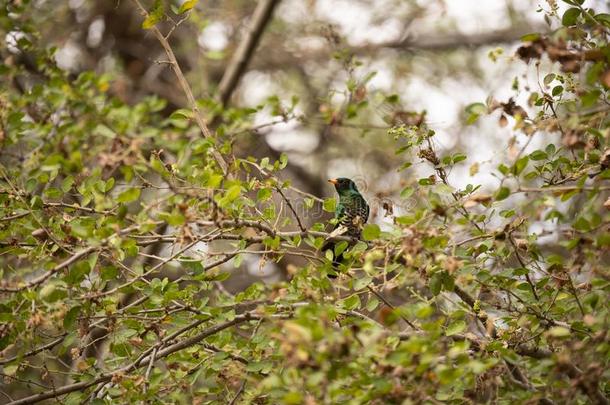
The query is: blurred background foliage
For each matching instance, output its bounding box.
[0,0,609,403]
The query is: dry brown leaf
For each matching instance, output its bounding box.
[444,256,462,274]
[471,194,493,203]
[563,129,585,149]
[76,359,90,372]
[463,200,477,208]
[464,193,493,208]
[499,115,509,127]
[469,162,479,176]
[382,201,394,217]
[514,238,528,250]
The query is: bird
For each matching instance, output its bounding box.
[322,177,370,276]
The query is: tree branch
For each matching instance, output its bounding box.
[250,25,547,71]
[217,0,280,106]
[131,0,229,175]
[392,25,546,52]
[6,313,260,405]
[0,223,146,293]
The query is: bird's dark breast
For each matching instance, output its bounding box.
[340,196,369,236]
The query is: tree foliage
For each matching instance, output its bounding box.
[0,0,609,404]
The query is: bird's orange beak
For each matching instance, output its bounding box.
[328,178,338,185]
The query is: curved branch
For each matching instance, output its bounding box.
[7,313,260,405]
[217,0,280,106]
[251,25,548,71]
[131,0,229,175]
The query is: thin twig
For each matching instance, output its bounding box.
[7,313,261,405]
[275,186,306,232]
[131,0,229,175]
[143,346,158,394]
[0,223,147,293]
[228,379,247,405]
[366,285,417,329]
[508,234,539,301]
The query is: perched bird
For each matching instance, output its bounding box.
[322,178,369,275]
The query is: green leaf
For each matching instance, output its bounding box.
[366,297,380,312]
[497,163,509,175]
[150,156,170,178]
[429,272,442,295]
[529,150,547,161]
[70,219,95,239]
[142,14,161,29]
[283,392,303,405]
[278,153,288,169]
[169,108,193,121]
[418,177,434,186]
[105,178,115,192]
[323,198,336,213]
[453,153,467,163]
[178,0,198,13]
[560,190,578,201]
[495,186,510,201]
[573,217,590,232]
[513,156,529,176]
[3,364,18,376]
[595,13,610,28]
[117,187,141,203]
[548,326,570,337]
[62,176,75,192]
[333,241,348,257]
[400,186,414,199]
[466,103,487,115]
[339,294,361,310]
[446,320,466,336]
[30,195,43,209]
[142,0,164,29]
[562,7,581,26]
[40,282,67,303]
[465,103,487,124]
[44,187,62,199]
[413,304,433,319]
[520,33,540,42]
[65,261,91,285]
[353,275,372,291]
[362,224,380,241]
[63,306,81,330]
[552,85,563,96]
[100,266,118,281]
[224,185,242,202]
[263,235,280,250]
[159,210,186,226]
[257,188,272,202]
[260,157,270,169]
[94,124,116,138]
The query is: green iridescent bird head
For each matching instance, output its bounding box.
[328,177,360,196]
